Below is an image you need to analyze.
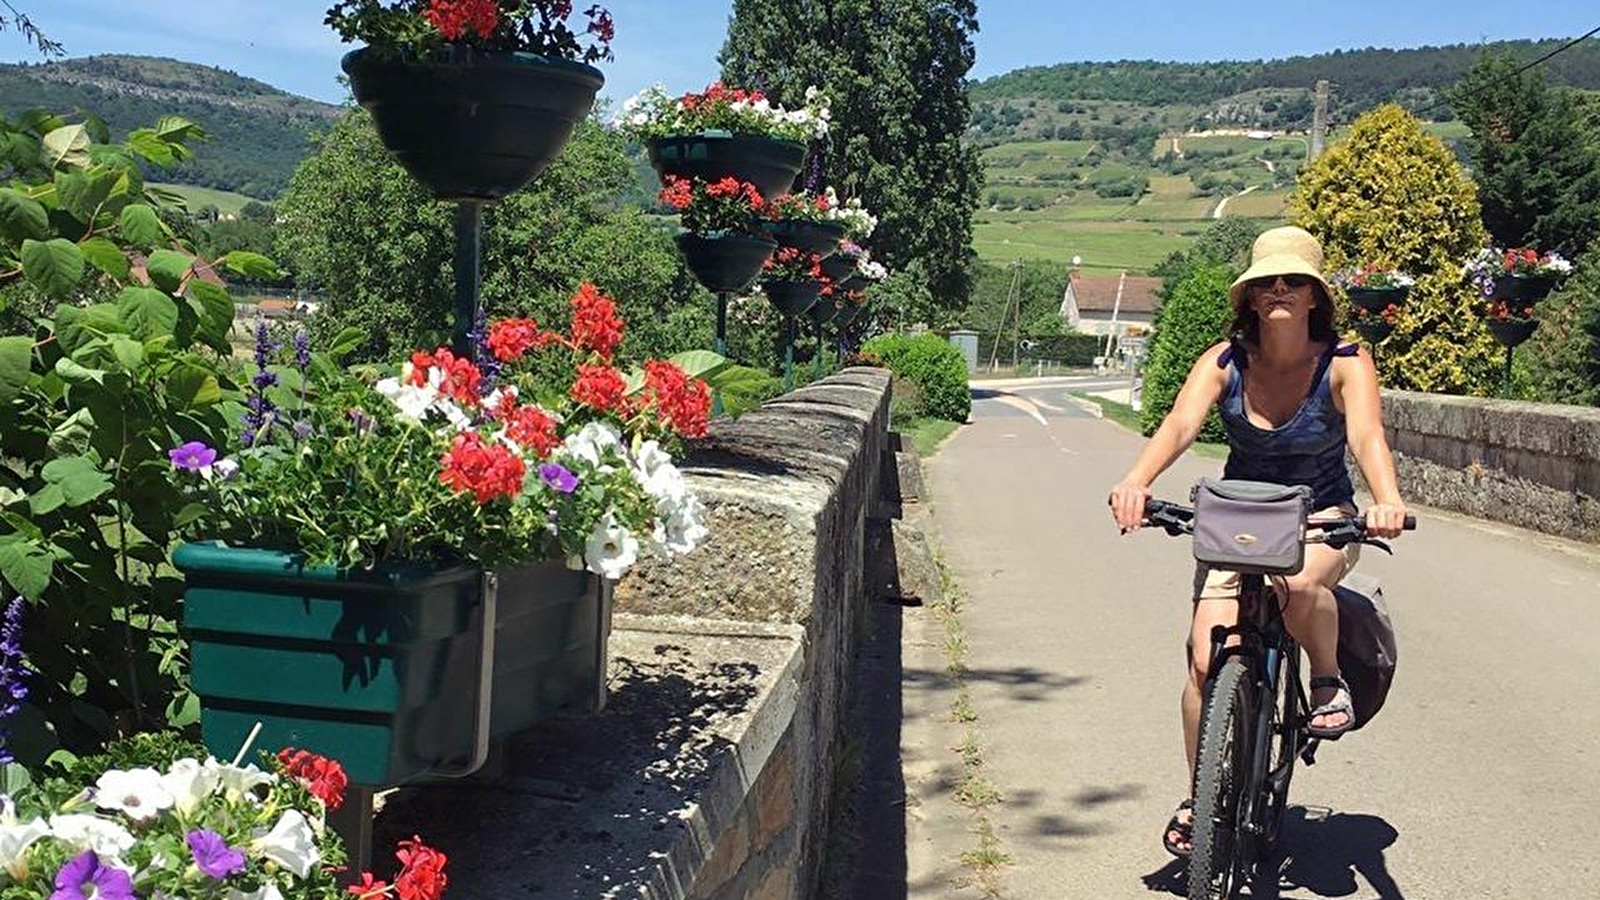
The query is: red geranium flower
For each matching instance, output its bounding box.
[571,364,627,412]
[487,318,543,362]
[408,348,483,405]
[424,0,500,41]
[347,873,390,898]
[440,433,526,503]
[394,837,448,900]
[641,360,710,438]
[278,748,349,811]
[570,283,625,360]
[502,402,562,458]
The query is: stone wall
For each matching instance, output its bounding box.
[616,368,894,899]
[1379,390,1600,542]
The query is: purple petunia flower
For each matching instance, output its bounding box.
[186,829,246,880]
[538,463,579,494]
[0,597,27,765]
[50,851,133,900]
[168,441,218,472]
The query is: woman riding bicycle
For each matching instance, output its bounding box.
[1105,226,1409,858]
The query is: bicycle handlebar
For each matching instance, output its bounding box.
[1141,499,1416,548]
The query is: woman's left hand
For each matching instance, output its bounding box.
[1365,502,1409,539]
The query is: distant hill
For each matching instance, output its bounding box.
[0,55,344,198]
[970,38,1600,142]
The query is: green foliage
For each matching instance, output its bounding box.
[721,0,984,319]
[0,111,244,765]
[1291,104,1498,394]
[860,332,970,422]
[278,110,705,362]
[1152,218,1264,281]
[1521,238,1600,406]
[965,259,1071,334]
[1449,52,1600,259]
[1139,260,1235,440]
[0,56,339,197]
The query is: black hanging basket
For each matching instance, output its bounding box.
[840,274,870,293]
[832,302,864,327]
[763,279,822,317]
[1352,319,1394,344]
[807,294,840,326]
[1345,286,1410,314]
[819,253,858,282]
[343,48,604,201]
[1491,274,1554,308]
[1486,316,1540,348]
[761,219,847,257]
[647,132,807,201]
[674,232,777,294]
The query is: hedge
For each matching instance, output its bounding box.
[860,332,971,422]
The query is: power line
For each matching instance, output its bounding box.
[1411,24,1600,120]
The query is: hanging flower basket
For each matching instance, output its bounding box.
[1491,274,1555,307]
[762,218,848,256]
[807,293,840,326]
[820,251,858,282]
[343,47,604,201]
[1351,319,1394,345]
[764,278,822,317]
[1486,316,1540,348]
[675,232,778,293]
[1346,285,1410,314]
[647,131,807,201]
[833,300,865,327]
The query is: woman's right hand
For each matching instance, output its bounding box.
[1108,480,1152,533]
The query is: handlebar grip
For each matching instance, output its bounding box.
[1403,515,1417,530]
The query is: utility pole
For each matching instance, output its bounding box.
[1310,79,1330,161]
[988,260,1023,371]
[1103,270,1126,361]
[1007,260,1024,370]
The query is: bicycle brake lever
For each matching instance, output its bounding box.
[1362,538,1394,555]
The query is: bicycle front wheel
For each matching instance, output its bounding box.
[1189,657,1255,900]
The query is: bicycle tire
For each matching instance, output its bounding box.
[1189,657,1254,900]
[1258,643,1299,853]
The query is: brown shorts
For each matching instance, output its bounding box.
[1191,506,1361,602]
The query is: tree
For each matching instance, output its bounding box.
[1291,104,1499,394]
[965,260,1072,335]
[720,0,984,320]
[1151,218,1263,281]
[1449,53,1600,260]
[1521,236,1600,406]
[1138,260,1235,440]
[277,110,706,362]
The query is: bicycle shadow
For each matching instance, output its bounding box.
[1141,807,1406,899]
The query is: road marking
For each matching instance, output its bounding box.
[992,394,1049,426]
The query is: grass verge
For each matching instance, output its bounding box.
[1070,391,1228,459]
[904,417,961,457]
[931,553,1012,897]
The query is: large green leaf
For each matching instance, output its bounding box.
[124,130,176,167]
[20,238,84,295]
[2,133,38,172]
[117,203,164,249]
[116,287,180,340]
[186,281,235,351]
[0,188,49,242]
[0,336,31,404]
[41,456,113,507]
[78,236,131,281]
[53,304,124,355]
[107,335,146,371]
[154,116,204,144]
[144,249,194,294]
[167,363,222,408]
[217,250,282,281]
[669,349,734,380]
[0,538,52,600]
[47,408,94,456]
[42,124,91,170]
[705,364,777,394]
[53,356,107,386]
[55,168,116,222]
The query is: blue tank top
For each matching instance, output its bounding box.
[1215,341,1357,510]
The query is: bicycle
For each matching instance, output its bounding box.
[1142,494,1414,900]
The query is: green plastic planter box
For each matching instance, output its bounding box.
[176,544,611,786]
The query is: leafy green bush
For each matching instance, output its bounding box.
[1521,237,1600,406]
[889,375,924,429]
[1139,261,1236,440]
[861,332,971,422]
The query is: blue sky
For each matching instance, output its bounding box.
[6,1,1597,108]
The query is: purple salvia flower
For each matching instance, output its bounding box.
[292,420,314,441]
[186,829,247,879]
[292,328,311,371]
[805,146,824,194]
[50,851,134,900]
[348,408,376,436]
[538,463,579,494]
[242,318,280,446]
[468,308,501,395]
[0,597,26,766]
[168,441,217,472]
[252,318,279,368]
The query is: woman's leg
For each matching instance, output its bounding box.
[1278,542,1358,731]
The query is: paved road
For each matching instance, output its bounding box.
[922,376,1600,899]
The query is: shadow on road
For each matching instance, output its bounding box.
[1138,807,1406,899]
[903,665,1088,704]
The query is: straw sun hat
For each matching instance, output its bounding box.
[1226,226,1334,310]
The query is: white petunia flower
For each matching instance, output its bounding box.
[0,798,49,880]
[162,757,222,816]
[585,514,639,580]
[251,809,320,878]
[49,813,136,862]
[94,768,174,821]
[375,377,437,422]
[206,760,277,804]
[480,384,518,415]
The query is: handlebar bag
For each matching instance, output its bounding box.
[1334,572,1398,730]
[1190,478,1313,575]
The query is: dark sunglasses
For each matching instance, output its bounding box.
[1249,274,1313,291]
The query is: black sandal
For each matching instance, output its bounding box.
[1307,674,1355,740]
[1163,798,1194,858]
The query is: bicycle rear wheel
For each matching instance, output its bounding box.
[1189,657,1254,900]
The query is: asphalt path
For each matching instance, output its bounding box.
[923,377,1600,899]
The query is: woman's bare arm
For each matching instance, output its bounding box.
[1109,342,1230,530]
